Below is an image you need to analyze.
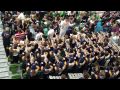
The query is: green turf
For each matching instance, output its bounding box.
[12,74,21,79]
[10,64,19,74]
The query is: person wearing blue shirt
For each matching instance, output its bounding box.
[95,20,103,33]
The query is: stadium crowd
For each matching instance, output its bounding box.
[1,11,120,79]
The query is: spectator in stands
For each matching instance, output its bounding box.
[118,35,120,46]
[2,27,11,57]
[1,11,120,79]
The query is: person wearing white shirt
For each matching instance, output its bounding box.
[59,17,70,38]
[35,31,43,41]
[111,34,119,44]
[17,12,25,20]
[67,11,76,16]
[17,12,25,25]
[48,26,55,41]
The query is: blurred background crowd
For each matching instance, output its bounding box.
[1,11,120,79]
